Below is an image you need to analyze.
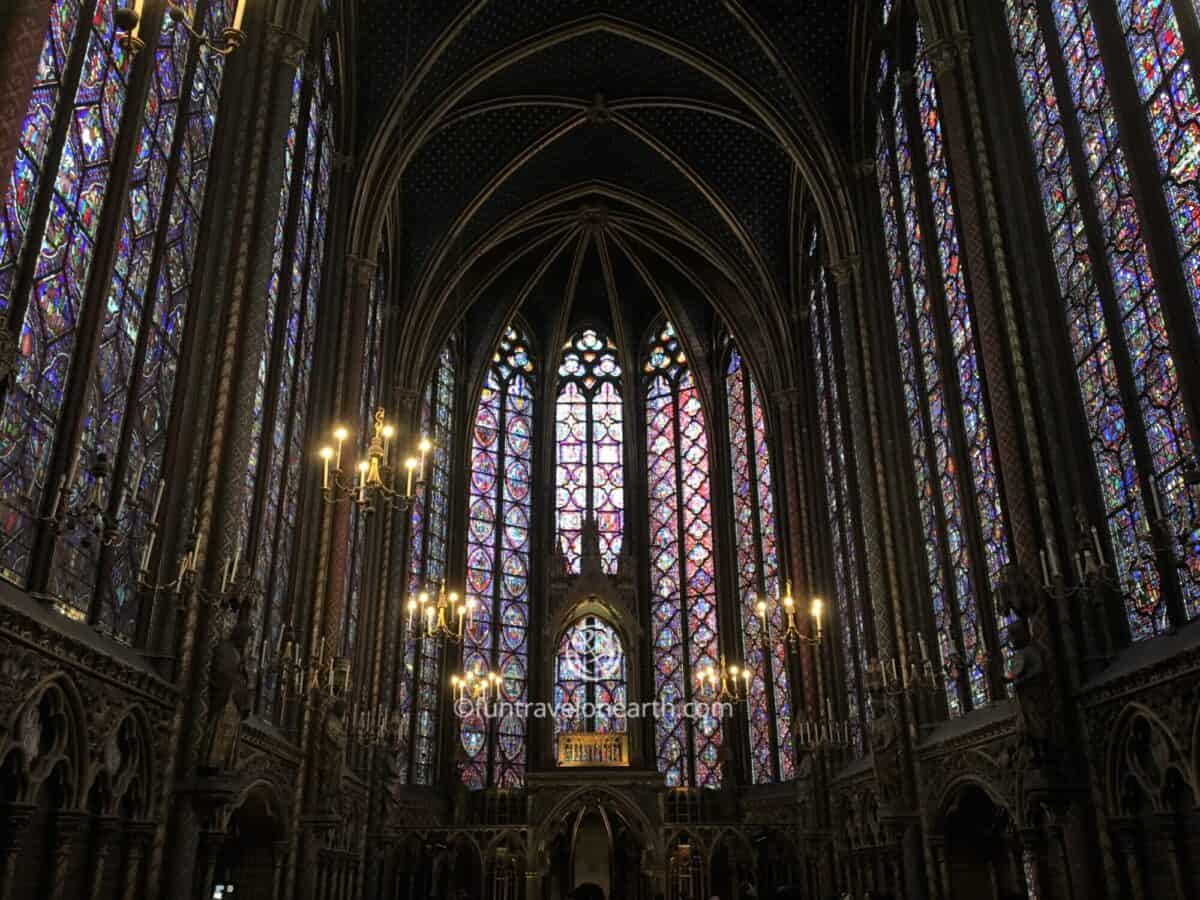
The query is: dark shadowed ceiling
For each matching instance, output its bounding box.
[350,1,867,391]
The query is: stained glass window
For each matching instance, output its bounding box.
[398,345,457,785]
[60,1,234,637]
[555,328,624,573]
[1003,0,1200,635]
[344,263,386,674]
[0,0,131,587]
[0,1,238,644]
[461,326,534,789]
[809,255,871,754]
[876,29,1013,715]
[644,321,722,788]
[232,38,339,718]
[725,345,793,783]
[554,616,627,739]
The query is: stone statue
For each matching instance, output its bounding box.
[200,622,253,773]
[868,704,902,808]
[1006,618,1052,767]
[318,697,347,813]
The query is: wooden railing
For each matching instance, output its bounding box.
[556,732,629,767]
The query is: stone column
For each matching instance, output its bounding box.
[0,803,33,900]
[926,837,951,900]
[272,839,289,900]
[1153,815,1189,900]
[1019,827,1049,900]
[1111,823,1146,900]
[920,33,1041,572]
[320,255,376,658]
[193,830,226,900]
[773,389,819,718]
[88,817,121,900]
[47,811,88,900]
[122,823,155,900]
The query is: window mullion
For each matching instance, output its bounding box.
[820,283,861,730]
[1035,0,1189,632]
[91,0,221,623]
[23,2,157,595]
[740,366,779,782]
[247,67,315,575]
[882,87,971,712]
[487,371,508,788]
[828,277,873,736]
[1089,0,1200,435]
[256,75,322,674]
[669,376,695,787]
[1,0,103,338]
[900,63,1004,702]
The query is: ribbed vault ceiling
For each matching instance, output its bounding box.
[351,1,863,392]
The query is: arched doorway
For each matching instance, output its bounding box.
[666,831,705,900]
[940,784,1026,900]
[710,831,753,900]
[540,792,653,900]
[212,785,286,900]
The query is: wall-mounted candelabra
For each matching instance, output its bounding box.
[755,582,823,648]
[795,697,855,750]
[696,655,750,705]
[276,627,351,703]
[451,667,502,705]
[43,450,147,550]
[866,633,946,699]
[350,699,405,750]
[406,583,474,644]
[320,409,431,513]
[114,0,247,56]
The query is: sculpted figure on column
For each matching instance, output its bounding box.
[200,622,254,773]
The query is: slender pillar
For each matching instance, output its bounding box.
[48,811,88,900]
[1153,815,1189,900]
[0,804,33,900]
[193,830,226,900]
[122,824,155,900]
[88,817,121,900]
[1111,823,1146,900]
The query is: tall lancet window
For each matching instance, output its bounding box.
[725,344,794,783]
[344,262,386,674]
[237,36,339,714]
[555,328,624,574]
[1002,0,1200,636]
[876,33,1012,717]
[808,241,872,755]
[398,344,457,785]
[644,322,722,787]
[461,326,535,789]
[0,0,236,641]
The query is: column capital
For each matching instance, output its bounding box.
[346,254,378,287]
[265,24,307,67]
[827,255,862,288]
[923,38,960,76]
[772,387,804,411]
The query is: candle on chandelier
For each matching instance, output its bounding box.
[334,426,348,470]
[357,460,368,503]
[148,479,165,526]
[231,0,245,32]
[320,446,333,490]
[418,438,431,480]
